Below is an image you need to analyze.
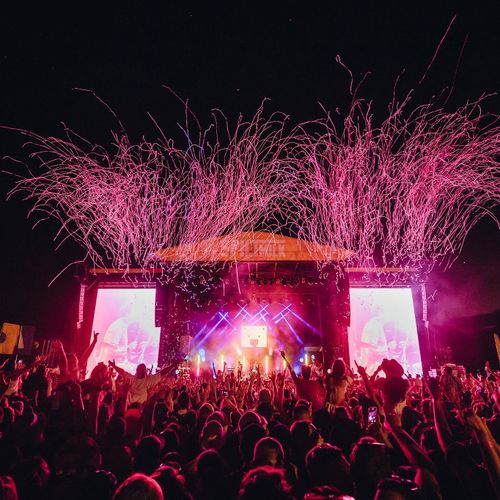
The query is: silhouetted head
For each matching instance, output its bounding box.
[306,443,353,494]
[291,420,320,462]
[177,391,190,410]
[82,470,117,500]
[375,476,419,500]
[331,359,346,378]
[301,365,312,380]
[238,466,291,500]
[350,439,392,498]
[134,435,162,475]
[113,473,163,500]
[151,465,191,500]
[252,437,285,468]
[135,363,147,379]
[196,449,225,489]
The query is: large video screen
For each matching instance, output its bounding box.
[348,288,422,375]
[86,288,161,375]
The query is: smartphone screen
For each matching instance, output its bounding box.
[368,406,378,424]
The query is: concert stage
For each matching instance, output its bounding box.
[80,233,426,376]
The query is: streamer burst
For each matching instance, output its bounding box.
[5,93,500,283]
[7,105,291,277]
[290,96,500,272]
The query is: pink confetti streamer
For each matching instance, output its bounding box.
[6,92,500,284]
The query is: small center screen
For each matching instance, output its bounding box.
[241,325,268,348]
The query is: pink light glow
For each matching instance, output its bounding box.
[348,288,423,375]
[86,288,161,375]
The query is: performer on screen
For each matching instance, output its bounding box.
[92,299,158,373]
[358,313,388,373]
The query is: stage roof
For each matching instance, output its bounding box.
[155,231,351,263]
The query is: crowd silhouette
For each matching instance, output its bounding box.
[0,338,499,499]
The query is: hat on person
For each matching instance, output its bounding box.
[381,359,405,379]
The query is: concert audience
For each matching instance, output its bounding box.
[0,345,499,499]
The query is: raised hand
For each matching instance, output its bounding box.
[463,409,486,432]
[424,376,441,400]
[33,355,45,365]
[53,340,64,352]
[93,331,100,341]
[355,360,367,377]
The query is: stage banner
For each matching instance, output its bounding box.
[0,323,21,355]
[157,232,351,262]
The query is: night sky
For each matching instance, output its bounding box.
[0,2,499,343]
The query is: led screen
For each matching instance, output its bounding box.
[348,288,423,375]
[241,325,268,348]
[86,288,161,375]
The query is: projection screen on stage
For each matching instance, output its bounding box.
[348,287,423,375]
[86,288,161,375]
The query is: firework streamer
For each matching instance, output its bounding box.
[288,96,500,275]
[4,92,500,287]
[5,102,293,287]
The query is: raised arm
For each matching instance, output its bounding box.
[463,410,500,498]
[0,373,8,398]
[280,351,298,383]
[370,363,383,384]
[385,411,441,498]
[11,355,46,380]
[386,418,441,497]
[270,371,278,405]
[275,371,285,412]
[159,357,183,377]
[356,361,392,447]
[108,359,127,378]
[80,331,99,367]
[425,377,453,452]
[53,340,68,377]
[356,361,382,410]
[246,370,257,407]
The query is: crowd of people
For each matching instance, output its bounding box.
[0,336,499,499]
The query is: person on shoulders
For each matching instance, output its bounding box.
[280,351,325,411]
[109,357,181,406]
